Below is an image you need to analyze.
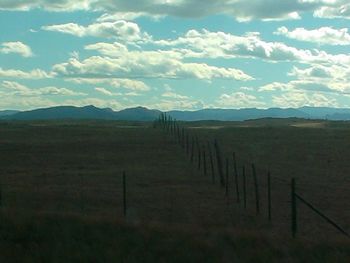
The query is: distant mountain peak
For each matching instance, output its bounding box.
[2,106,350,121]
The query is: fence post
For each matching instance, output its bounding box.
[196,137,201,171]
[267,171,271,222]
[225,158,229,197]
[242,165,246,209]
[203,148,207,176]
[181,127,185,148]
[208,141,215,184]
[233,152,240,203]
[252,164,260,215]
[186,133,190,155]
[123,171,127,217]
[214,140,225,187]
[0,182,2,207]
[291,178,297,238]
[190,136,195,163]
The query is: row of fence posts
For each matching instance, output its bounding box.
[155,113,272,220]
[155,112,350,239]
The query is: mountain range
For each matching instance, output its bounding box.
[2,105,350,121]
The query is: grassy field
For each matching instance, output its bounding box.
[0,119,349,262]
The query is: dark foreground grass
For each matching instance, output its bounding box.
[0,212,349,263]
[0,120,349,261]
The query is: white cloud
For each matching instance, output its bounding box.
[272,91,338,108]
[0,81,86,97]
[152,29,350,66]
[53,44,253,81]
[95,87,122,96]
[69,78,150,91]
[85,42,128,56]
[275,26,350,45]
[162,91,189,100]
[0,68,51,79]
[314,2,350,19]
[96,12,164,22]
[0,42,33,57]
[42,20,148,42]
[216,92,266,108]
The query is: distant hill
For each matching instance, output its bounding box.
[2,105,350,121]
[168,108,309,121]
[0,106,161,121]
[0,110,20,117]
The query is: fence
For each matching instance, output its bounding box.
[155,112,350,239]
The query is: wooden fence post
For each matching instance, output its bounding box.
[208,141,215,184]
[186,133,190,155]
[203,148,207,176]
[233,152,240,203]
[0,182,2,207]
[242,165,246,209]
[181,127,185,148]
[291,178,297,238]
[252,164,260,215]
[214,140,225,187]
[196,137,201,171]
[123,171,127,217]
[190,136,195,163]
[225,158,229,197]
[267,171,271,221]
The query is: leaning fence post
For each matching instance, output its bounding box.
[123,171,127,217]
[291,178,297,238]
[242,165,246,209]
[233,152,240,203]
[267,171,272,221]
[252,164,260,215]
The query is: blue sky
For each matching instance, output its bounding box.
[1,0,350,110]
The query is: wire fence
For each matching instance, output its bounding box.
[155,113,350,239]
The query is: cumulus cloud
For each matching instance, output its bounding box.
[162,91,189,100]
[0,81,85,97]
[0,42,33,57]
[42,20,148,42]
[272,91,338,108]
[216,92,266,108]
[259,76,350,95]
[53,44,253,81]
[94,87,122,96]
[0,68,51,79]
[69,78,150,91]
[275,26,350,45]
[153,29,350,68]
[314,1,350,19]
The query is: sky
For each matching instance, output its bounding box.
[1,0,350,111]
